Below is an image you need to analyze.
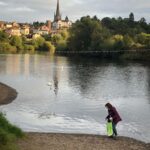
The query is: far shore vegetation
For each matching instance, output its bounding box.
[0,113,24,150]
[0,13,150,60]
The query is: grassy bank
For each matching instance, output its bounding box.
[0,113,24,150]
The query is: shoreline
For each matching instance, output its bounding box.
[0,82,149,149]
[0,82,17,105]
[17,132,150,150]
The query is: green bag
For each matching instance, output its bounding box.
[106,122,113,136]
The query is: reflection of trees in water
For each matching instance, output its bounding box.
[68,57,148,98]
[67,57,110,95]
[52,56,65,96]
[53,66,59,96]
[146,67,150,103]
[0,56,7,74]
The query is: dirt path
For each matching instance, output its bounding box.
[17,133,150,150]
[0,82,17,105]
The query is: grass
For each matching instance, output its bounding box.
[0,112,24,150]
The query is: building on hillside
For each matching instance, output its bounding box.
[46,20,51,32]
[40,25,50,34]
[0,21,30,36]
[0,21,4,30]
[52,0,72,30]
[33,25,50,35]
[12,22,20,27]
[5,27,21,36]
[5,21,20,29]
[20,25,30,35]
[32,33,41,39]
[32,20,51,35]
[5,23,13,29]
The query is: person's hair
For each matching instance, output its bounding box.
[105,103,113,109]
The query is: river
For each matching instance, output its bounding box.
[0,54,150,143]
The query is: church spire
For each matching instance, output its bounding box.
[54,0,61,21]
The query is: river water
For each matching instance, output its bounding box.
[0,54,150,143]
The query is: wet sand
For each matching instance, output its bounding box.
[0,82,17,105]
[17,133,150,150]
[0,82,149,150]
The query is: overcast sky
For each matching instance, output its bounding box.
[0,0,150,23]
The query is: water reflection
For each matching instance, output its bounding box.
[4,54,31,76]
[146,67,150,104]
[68,57,150,101]
[67,57,103,95]
[53,57,60,96]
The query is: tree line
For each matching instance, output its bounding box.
[68,13,150,52]
[0,12,150,60]
[0,31,56,54]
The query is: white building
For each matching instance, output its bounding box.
[52,0,72,30]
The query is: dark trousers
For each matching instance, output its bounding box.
[112,122,117,136]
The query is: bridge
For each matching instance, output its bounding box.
[56,49,150,55]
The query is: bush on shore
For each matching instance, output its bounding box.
[42,41,55,53]
[0,42,17,53]
[0,113,24,150]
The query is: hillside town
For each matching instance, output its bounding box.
[0,0,72,39]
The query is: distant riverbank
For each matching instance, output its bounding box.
[0,82,17,105]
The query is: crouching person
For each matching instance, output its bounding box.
[105,103,122,137]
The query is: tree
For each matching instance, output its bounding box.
[32,36,45,50]
[113,40,124,50]
[33,21,45,28]
[129,12,134,22]
[90,26,110,51]
[60,30,69,40]
[0,42,17,53]
[101,17,112,30]
[123,35,134,49]
[10,36,23,50]
[42,41,55,53]
[24,45,35,53]
[51,34,62,45]
[68,16,109,51]
[0,31,9,42]
[56,40,68,51]
[136,33,150,48]
[139,17,146,24]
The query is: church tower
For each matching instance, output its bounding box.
[54,0,61,21]
[52,0,72,31]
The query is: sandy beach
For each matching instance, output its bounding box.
[17,133,150,150]
[0,82,17,105]
[0,82,149,150]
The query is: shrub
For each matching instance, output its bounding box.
[32,36,45,50]
[56,40,68,51]
[0,113,24,150]
[0,113,24,138]
[0,42,17,53]
[0,128,14,145]
[42,41,55,53]
[24,44,35,53]
[0,31,9,42]
[10,36,23,51]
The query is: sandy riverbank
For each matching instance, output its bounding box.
[0,82,17,105]
[17,133,150,150]
[0,82,149,150]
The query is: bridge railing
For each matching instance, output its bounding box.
[56,49,150,54]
